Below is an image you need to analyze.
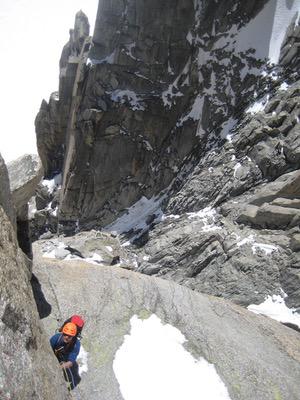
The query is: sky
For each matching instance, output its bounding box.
[0,0,99,163]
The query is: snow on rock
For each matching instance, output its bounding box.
[42,173,62,194]
[110,90,145,111]
[234,0,300,64]
[220,117,237,142]
[187,207,221,232]
[42,241,65,258]
[269,0,300,64]
[248,293,300,328]
[233,162,242,178]
[162,58,191,108]
[252,243,278,255]
[177,95,204,128]
[279,82,289,91]
[87,51,116,65]
[113,314,232,400]
[77,345,89,375]
[105,195,165,241]
[246,94,270,114]
[236,234,278,255]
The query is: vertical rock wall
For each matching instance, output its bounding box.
[35,11,90,179]
[57,0,270,230]
[0,155,68,399]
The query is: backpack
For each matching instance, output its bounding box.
[59,315,85,339]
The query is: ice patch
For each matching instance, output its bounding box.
[113,314,232,400]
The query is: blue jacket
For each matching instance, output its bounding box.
[50,333,80,363]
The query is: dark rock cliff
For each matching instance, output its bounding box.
[34,0,300,309]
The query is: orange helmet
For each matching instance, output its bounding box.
[62,322,77,337]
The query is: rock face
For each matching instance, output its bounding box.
[35,11,91,179]
[33,253,300,400]
[0,153,15,228]
[46,0,272,229]
[32,0,300,312]
[133,78,300,309]
[35,1,300,230]
[0,170,68,400]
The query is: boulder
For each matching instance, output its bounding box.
[238,204,300,229]
[248,170,300,207]
[32,252,300,400]
[0,206,68,400]
[7,154,43,217]
[271,197,300,209]
[290,233,300,252]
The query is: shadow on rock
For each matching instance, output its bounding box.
[31,273,52,318]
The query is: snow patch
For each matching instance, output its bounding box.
[87,51,116,65]
[234,0,300,64]
[233,163,242,178]
[220,118,237,142]
[113,314,232,400]
[110,90,145,111]
[77,345,88,375]
[236,235,278,255]
[177,95,204,128]
[252,243,278,255]
[42,173,62,194]
[246,94,269,115]
[248,293,300,328]
[269,1,300,64]
[279,82,289,91]
[104,195,165,242]
[187,207,221,232]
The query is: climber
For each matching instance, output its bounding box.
[50,322,81,390]
[59,314,85,338]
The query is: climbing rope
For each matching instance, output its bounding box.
[61,363,75,399]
